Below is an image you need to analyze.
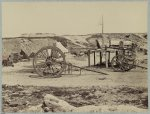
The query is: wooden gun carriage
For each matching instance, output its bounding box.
[33,40,138,78]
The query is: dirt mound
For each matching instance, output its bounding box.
[2,38,56,57]
[2,39,21,58]
[2,33,147,58]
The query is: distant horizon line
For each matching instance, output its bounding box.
[2,32,147,38]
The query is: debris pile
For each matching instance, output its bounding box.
[2,85,148,112]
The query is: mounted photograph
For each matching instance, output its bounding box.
[2,1,148,113]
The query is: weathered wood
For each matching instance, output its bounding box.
[94,52,96,66]
[105,52,108,68]
[108,51,110,63]
[100,52,102,65]
[116,51,118,56]
[67,64,108,75]
[134,65,147,69]
[53,61,108,75]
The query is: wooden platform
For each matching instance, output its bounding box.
[87,47,121,68]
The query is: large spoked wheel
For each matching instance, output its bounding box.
[111,55,124,72]
[111,55,135,72]
[121,57,135,71]
[33,46,66,78]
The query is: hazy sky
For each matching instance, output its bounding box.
[2,1,147,37]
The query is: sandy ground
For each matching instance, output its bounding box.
[2,60,148,88]
[2,58,148,112]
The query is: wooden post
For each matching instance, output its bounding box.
[94,52,96,66]
[100,51,102,66]
[105,52,108,68]
[109,38,111,47]
[116,51,119,60]
[88,50,91,67]
[108,51,110,64]
[116,51,118,56]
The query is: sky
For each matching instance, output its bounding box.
[2,1,147,37]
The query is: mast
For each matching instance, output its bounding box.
[102,15,104,34]
[100,15,104,47]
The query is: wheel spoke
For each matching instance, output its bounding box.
[41,51,48,59]
[46,49,51,57]
[36,63,47,73]
[33,46,66,77]
[111,55,122,71]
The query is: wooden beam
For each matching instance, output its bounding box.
[69,64,108,75]
[134,65,147,69]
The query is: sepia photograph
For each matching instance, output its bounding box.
[1,1,148,113]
